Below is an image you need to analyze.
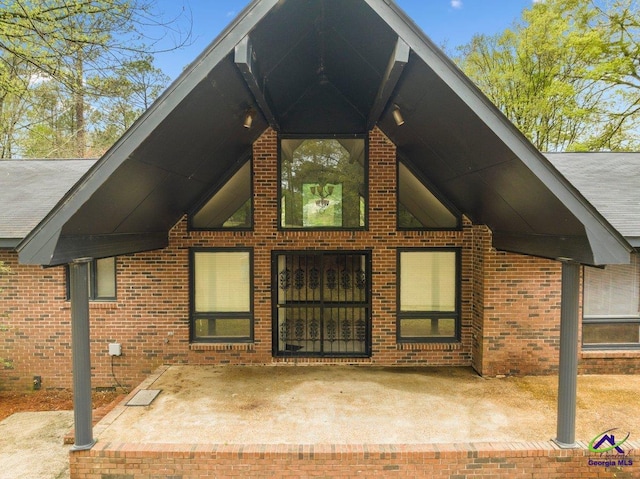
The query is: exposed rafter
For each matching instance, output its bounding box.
[234,35,280,131]
[366,36,410,130]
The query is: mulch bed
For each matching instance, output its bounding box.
[0,390,123,422]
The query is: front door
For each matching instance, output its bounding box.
[273,251,371,357]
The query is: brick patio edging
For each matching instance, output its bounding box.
[70,365,639,478]
[69,439,639,478]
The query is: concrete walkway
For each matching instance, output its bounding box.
[93,365,640,446]
[0,411,72,479]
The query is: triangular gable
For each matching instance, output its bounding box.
[398,162,459,229]
[17,0,631,266]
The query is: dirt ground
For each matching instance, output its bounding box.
[0,390,121,421]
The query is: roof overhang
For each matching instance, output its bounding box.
[17,0,632,267]
[0,239,20,249]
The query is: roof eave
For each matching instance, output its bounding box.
[366,0,632,265]
[17,0,279,266]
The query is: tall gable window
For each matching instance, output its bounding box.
[397,162,459,229]
[583,256,640,349]
[280,138,366,229]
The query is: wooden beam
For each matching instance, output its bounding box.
[235,35,280,130]
[366,36,410,130]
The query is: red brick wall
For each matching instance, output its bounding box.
[480,248,563,376]
[2,127,638,391]
[69,440,640,479]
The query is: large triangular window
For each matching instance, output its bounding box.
[191,161,252,229]
[397,162,459,229]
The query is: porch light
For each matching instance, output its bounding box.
[392,104,405,126]
[243,109,256,129]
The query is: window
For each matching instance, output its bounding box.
[397,162,459,229]
[397,249,460,342]
[190,249,253,342]
[583,255,640,349]
[65,257,116,301]
[190,161,252,229]
[280,138,366,229]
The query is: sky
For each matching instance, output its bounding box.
[152,0,542,82]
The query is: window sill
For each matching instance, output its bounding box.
[190,343,255,352]
[581,349,640,359]
[397,342,461,351]
[89,301,118,309]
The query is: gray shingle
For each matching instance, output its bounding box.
[0,159,95,241]
[546,152,640,238]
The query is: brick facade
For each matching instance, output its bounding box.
[1,128,638,391]
[69,440,639,479]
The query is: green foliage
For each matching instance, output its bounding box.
[0,1,186,158]
[456,0,640,151]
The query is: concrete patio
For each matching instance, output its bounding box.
[92,365,640,445]
[67,365,640,478]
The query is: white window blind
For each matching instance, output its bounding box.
[95,257,116,298]
[584,256,640,317]
[195,251,250,313]
[400,251,456,312]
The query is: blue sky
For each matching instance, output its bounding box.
[154,0,541,81]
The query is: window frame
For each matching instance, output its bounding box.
[65,257,117,302]
[187,158,254,232]
[277,134,369,231]
[582,262,640,351]
[396,248,462,343]
[189,247,254,343]
[396,159,462,231]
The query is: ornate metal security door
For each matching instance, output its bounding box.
[273,252,371,357]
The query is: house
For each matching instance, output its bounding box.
[1,0,638,453]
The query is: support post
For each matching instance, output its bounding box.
[555,261,580,448]
[69,258,95,450]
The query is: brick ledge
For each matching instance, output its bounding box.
[189,343,255,351]
[581,349,640,359]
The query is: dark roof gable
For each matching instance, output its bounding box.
[16,0,631,266]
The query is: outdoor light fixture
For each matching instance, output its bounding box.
[243,109,256,129]
[392,105,405,126]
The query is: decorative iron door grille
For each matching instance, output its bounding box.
[273,252,371,357]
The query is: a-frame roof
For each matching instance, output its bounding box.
[18,0,631,266]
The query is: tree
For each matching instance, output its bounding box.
[0,0,189,158]
[456,0,639,151]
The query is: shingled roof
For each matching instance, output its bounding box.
[0,159,95,247]
[546,153,640,247]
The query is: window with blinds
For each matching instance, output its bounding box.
[397,249,460,342]
[191,249,253,342]
[583,255,640,349]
